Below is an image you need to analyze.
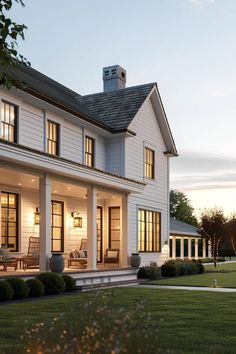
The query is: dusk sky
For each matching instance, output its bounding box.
[11,0,236,216]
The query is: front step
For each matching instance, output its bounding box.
[71,268,138,288]
[77,278,140,291]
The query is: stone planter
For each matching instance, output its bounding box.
[49,253,64,273]
[130,253,141,267]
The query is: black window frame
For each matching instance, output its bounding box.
[51,200,64,253]
[47,120,59,156]
[108,206,120,249]
[1,191,19,252]
[144,147,155,179]
[1,101,17,143]
[85,136,95,167]
[138,209,161,252]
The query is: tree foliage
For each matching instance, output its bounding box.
[225,216,236,256]
[199,209,226,269]
[170,189,198,227]
[0,0,30,89]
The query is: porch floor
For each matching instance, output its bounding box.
[0,264,132,279]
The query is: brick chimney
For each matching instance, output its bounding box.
[103,65,126,92]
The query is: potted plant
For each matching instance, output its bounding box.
[49,253,64,273]
[130,253,141,267]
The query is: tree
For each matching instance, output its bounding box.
[0,0,30,89]
[225,216,236,256]
[170,189,198,227]
[199,209,226,269]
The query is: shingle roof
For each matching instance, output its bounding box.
[170,218,199,237]
[6,64,155,133]
[76,83,156,131]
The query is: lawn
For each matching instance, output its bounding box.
[1,288,236,353]
[149,262,236,288]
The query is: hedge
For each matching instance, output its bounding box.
[161,259,205,277]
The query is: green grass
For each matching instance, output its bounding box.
[148,262,236,288]
[150,271,236,287]
[205,262,236,271]
[1,288,236,353]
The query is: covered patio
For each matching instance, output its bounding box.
[0,165,133,275]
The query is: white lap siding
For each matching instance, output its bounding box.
[126,97,169,266]
[19,105,44,151]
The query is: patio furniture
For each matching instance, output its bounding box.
[104,248,120,266]
[18,237,39,271]
[0,248,18,271]
[68,238,87,268]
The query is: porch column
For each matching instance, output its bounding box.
[203,239,206,258]
[121,194,128,267]
[188,238,192,258]
[87,186,97,270]
[195,239,198,259]
[39,174,51,271]
[172,237,176,259]
[180,238,184,259]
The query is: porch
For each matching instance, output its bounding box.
[0,166,130,274]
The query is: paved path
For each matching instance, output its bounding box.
[136,284,236,292]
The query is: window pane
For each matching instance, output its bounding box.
[1,102,16,143]
[47,121,58,156]
[138,209,160,252]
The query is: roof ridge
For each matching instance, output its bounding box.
[80,82,157,98]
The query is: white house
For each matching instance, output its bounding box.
[169,218,209,259]
[0,63,177,272]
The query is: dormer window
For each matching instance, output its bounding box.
[145,147,155,179]
[47,121,59,156]
[1,101,17,143]
[85,136,95,167]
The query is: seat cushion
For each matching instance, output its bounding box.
[107,250,118,258]
[0,248,12,260]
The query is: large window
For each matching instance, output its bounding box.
[145,147,155,179]
[191,239,195,257]
[175,239,181,257]
[109,207,120,249]
[1,192,18,251]
[138,209,160,252]
[198,239,203,257]
[51,201,64,252]
[184,239,189,258]
[1,101,17,143]
[47,121,59,156]
[85,136,95,167]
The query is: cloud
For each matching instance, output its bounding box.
[170,152,236,192]
[184,0,216,7]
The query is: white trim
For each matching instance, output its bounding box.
[0,142,144,193]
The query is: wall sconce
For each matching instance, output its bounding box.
[71,211,82,228]
[34,207,40,225]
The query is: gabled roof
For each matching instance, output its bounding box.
[3,64,177,153]
[170,218,199,237]
[76,83,156,131]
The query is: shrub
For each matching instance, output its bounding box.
[26,279,45,297]
[161,262,178,277]
[36,272,65,295]
[161,259,205,277]
[0,280,14,301]
[6,278,29,299]
[196,262,205,273]
[61,275,76,292]
[137,265,160,280]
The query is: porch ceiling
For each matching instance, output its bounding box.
[0,167,123,201]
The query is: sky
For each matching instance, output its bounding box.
[10,0,236,216]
